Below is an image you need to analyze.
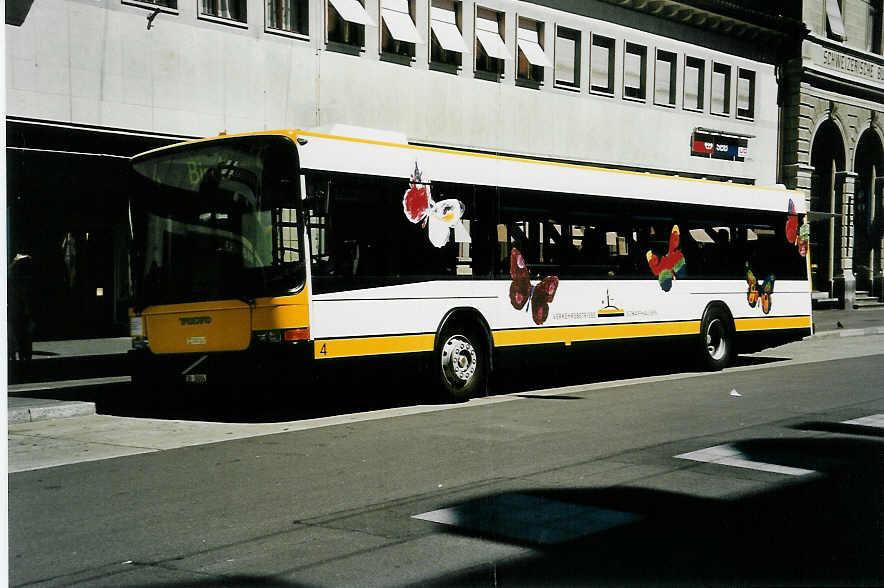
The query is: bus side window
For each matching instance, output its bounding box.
[306,175,331,275]
[496,223,509,275]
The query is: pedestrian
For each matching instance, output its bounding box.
[8,253,34,361]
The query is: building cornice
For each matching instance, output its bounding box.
[596,0,806,43]
[799,35,884,102]
[805,32,884,67]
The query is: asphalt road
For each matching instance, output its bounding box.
[9,337,884,587]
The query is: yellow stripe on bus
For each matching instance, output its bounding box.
[734,316,811,332]
[311,315,812,360]
[315,334,435,359]
[493,321,702,347]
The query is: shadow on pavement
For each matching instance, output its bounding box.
[412,436,884,587]
[22,343,788,424]
[794,421,884,438]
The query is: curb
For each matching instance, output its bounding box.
[9,400,96,425]
[811,326,884,339]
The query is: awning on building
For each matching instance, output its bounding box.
[517,26,552,68]
[825,0,845,40]
[329,0,375,26]
[476,14,508,60]
[430,3,467,53]
[381,0,423,44]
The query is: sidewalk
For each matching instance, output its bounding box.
[8,337,131,388]
[811,307,884,337]
[7,308,884,425]
[31,337,132,359]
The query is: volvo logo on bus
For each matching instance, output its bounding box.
[180,316,212,326]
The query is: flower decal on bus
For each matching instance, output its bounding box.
[509,248,559,325]
[785,199,809,257]
[746,263,775,314]
[403,162,471,248]
[646,225,686,292]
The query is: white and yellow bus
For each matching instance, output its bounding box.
[128,128,811,400]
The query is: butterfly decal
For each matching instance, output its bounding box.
[402,162,471,248]
[509,248,559,325]
[746,264,775,314]
[646,225,686,292]
[785,199,809,257]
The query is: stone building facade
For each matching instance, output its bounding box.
[780,0,884,308]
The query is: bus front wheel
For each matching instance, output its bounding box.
[699,307,734,371]
[437,324,487,401]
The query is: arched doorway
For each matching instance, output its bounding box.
[853,128,883,297]
[809,120,846,296]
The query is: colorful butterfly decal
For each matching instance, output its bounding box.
[509,248,559,325]
[746,264,775,314]
[402,163,471,248]
[646,225,686,292]
[785,199,809,257]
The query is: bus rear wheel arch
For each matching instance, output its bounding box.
[698,303,735,371]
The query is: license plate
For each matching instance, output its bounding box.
[185,374,207,384]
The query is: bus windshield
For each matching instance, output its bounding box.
[130,135,303,308]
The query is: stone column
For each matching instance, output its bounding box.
[789,163,815,208]
[834,170,858,309]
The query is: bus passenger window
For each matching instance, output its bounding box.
[457,219,472,276]
[497,223,509,274]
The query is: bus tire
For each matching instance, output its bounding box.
[698,306,734,371]
[437,323,487,401]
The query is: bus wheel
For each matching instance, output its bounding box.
[699,307,734,371]
[438,324,486,401]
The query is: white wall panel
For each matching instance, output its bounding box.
[71,96,101,125]
[11,58,38,93]
[70,68,101,99]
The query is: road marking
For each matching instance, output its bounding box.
[675,444,815,476]
[842,414,884,428]
[413,493,641,545]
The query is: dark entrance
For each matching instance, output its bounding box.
[7,149,130,339]
[6,120,182,340]
[853,129,883,296]
[809,120,846,296]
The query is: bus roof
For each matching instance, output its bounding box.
[133,129,805,214]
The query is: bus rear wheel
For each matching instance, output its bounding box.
[699,307,734,371]
[437,324,486,401]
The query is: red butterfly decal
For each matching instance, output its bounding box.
[403,164,431,225]
[509,248,559,325]
[402,162,471,247]
[785,199,809,257]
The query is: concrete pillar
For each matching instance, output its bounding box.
[834,170,858,309]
